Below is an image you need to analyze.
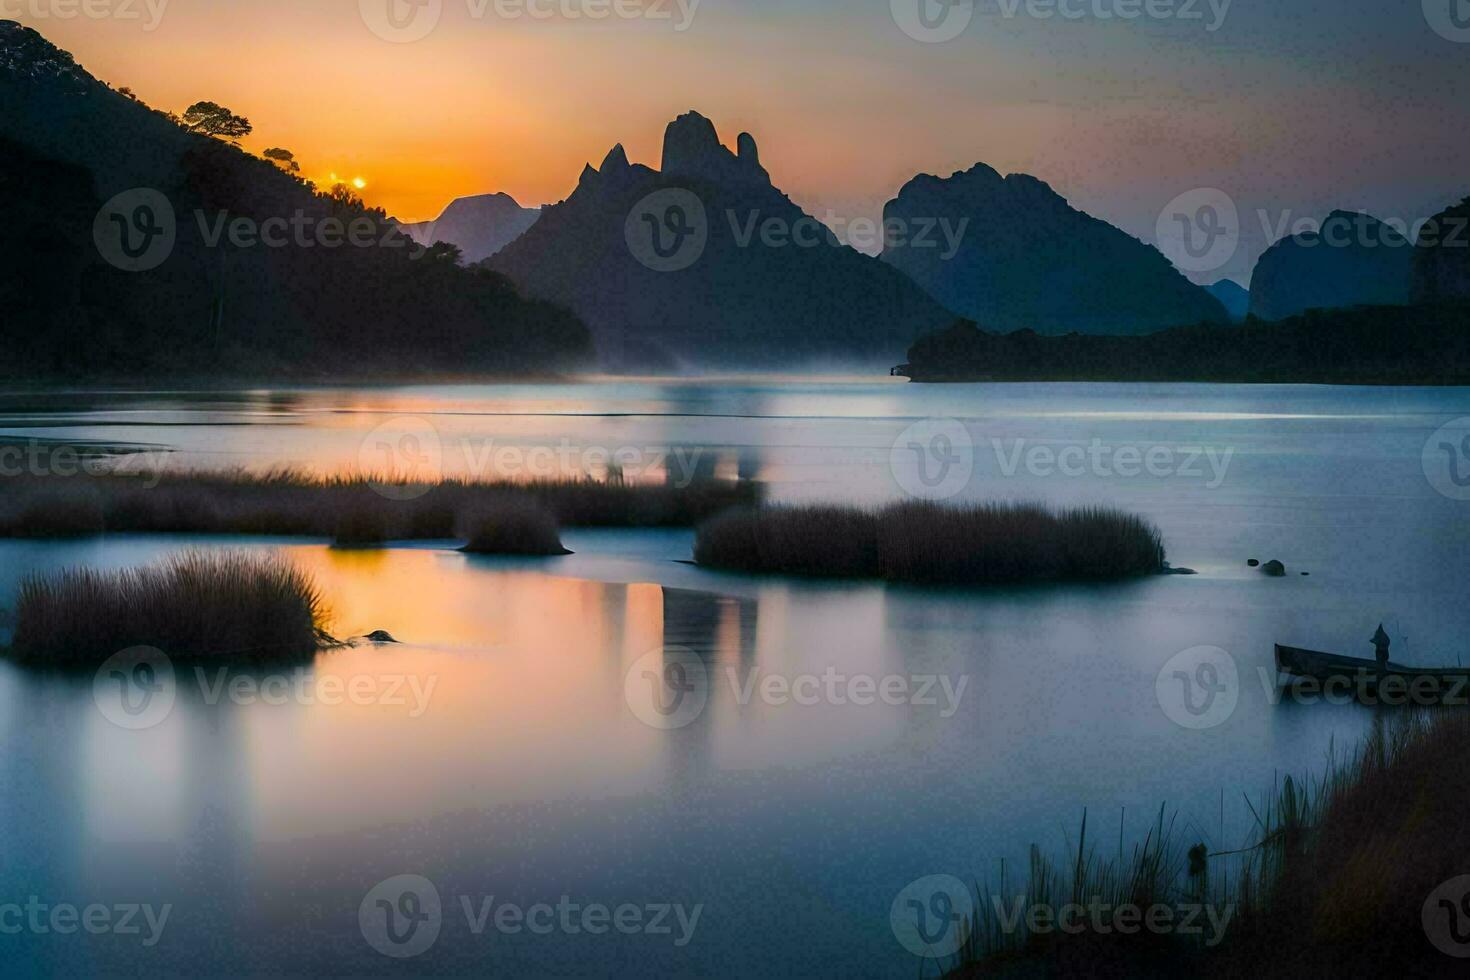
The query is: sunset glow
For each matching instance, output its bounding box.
[14,0,1469,282]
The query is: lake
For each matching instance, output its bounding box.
[2,378,1468,976]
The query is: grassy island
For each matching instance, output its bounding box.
[9,551,326,666]
[693,502,1166,584]
[0,468,760,546]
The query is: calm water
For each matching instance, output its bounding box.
[2,379,1469,976]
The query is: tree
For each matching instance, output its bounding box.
[181,101,252,141]
[263,147,300,173]
[117,86,139,101]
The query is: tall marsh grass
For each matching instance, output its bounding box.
[10,551,326,666]
[947,711,1470,977]
[0,468,760,541]
[695,502,1166,584]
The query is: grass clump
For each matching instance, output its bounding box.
[9,550,326,667]
[458,497,569,556]
[694,501,1165,584]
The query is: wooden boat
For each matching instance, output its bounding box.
[1275,625,1470,701]
[1274,644,1470,682]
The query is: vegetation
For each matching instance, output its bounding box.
[944,712,1470,977]
[9,551,325,666]
[458,497,569,556]
[0,23,595,381]
[263,146,300,172]
[693,502,1165,584]
[181,100,252,140]
[897,303,1470,384]
[0,468,760,540]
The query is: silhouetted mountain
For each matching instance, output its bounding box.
[396,192,541,264]
[0,21,591,380]
[895,304,1470,384]
[879,164,1227,335]
[1248,211,1413,321]
[1206,280,1250,321]
[1412,197,1470,303]
[488,111,955,370]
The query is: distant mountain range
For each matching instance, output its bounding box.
[488,111,955,370]
[879,163,1229,335]
[0,20,591,380]
[7,19,1466,380]
[395,192,540,264]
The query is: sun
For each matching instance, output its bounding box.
[324,172,369,192]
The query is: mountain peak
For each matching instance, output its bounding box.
[600,142,630,172]
[661,110,769,186]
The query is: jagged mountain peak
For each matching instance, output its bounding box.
[661,110,769,186]
[600,142,630,172]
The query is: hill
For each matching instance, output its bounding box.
[879,163,1228,335]
[0,20,592,381]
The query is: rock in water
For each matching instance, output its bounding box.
[1261,560,1287,577]
[1247,559,1261,567]
[364,630,399,644]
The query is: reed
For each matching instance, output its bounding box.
[947,711,1470,977]
[458,496,569,556]
[9,550,326,666]
[695,501,1166,584]
[0,468,760,540]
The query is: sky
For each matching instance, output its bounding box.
[12,0,1470,284]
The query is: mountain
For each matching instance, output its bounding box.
[1247,211,1413,321]
[1206,280,1250,321]
[488,111,955,370]
[396,192,541,264]
[1412,197,1470,303]
[879,164,1228,336]
[0,21,591,380]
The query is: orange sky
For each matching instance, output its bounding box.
[14,0,1470,282]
